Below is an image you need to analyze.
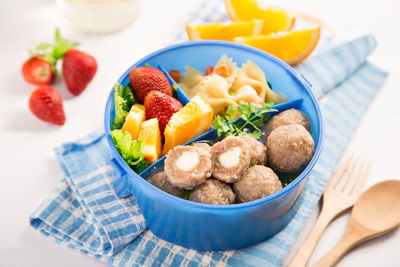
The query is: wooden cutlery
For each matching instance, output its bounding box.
[289,156,371,267]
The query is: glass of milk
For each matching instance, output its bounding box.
[57,0,140,34]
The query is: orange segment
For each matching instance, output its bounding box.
[121,104,145,139]
[163,96,213,155]
[234,27,321,66]
[186,20,263,41]
[138,118,162,163]
[225,0,295,34]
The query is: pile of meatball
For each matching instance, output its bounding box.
[148,108,315,205]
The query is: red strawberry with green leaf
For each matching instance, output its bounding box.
[29,85,66,125]
[144,91,183,135]
[22,28,79,85]
[129,67,172,103]
[62,49,98,96]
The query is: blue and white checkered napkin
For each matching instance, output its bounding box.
[30,1,388,266]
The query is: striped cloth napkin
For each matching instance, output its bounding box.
[29,1,388,266]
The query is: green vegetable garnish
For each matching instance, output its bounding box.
[228,92,235,96]
[112,83,136,129]
[212,101,276,139]
[111,130,151,173]
[30,28,79,72]
[183,190,191,200]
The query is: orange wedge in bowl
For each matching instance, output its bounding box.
[138,118,162,163]
[121,104,145,140]
[234,27,321,66]
[225,0,295,34]
[163,95,213,155]
[186,20,263,41]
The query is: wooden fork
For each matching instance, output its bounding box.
[288,156,371,267]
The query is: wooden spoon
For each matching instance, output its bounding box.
[314,180,400,267]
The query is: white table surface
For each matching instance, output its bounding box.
[1,0,399,266]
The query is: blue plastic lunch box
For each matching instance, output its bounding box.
[104,41,323,251]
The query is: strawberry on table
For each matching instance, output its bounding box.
[144,91,183,136]
[22,56,55,85]
[129,67,172,103]
[63,49,98,96]
[29,85,66,125]
[22,28,79,85]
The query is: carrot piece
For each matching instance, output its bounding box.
[169,70,180,83]
[214,64,229,77]
[205,66,214,75]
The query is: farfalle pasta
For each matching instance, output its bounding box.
[180,54,286,115]
[197,74,237,115]
[180,66,205,98]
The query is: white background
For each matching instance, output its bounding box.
[0,0,399,266]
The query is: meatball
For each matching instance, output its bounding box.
[189,178,235,205]
[148,171,185,198]
[191,142,211,154]
[267,124,315,173]
[165,145,212,189]
[211,136,251,183]
[233,165,282,202]
[266,108,311,132]
[241,136,267,166]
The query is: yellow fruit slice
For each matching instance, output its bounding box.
[138,118,162,163]
[121,104,145,140]
[163,95,213,155]
[225,0,295,34]
[234,27,321,66]
[186,20,263,41]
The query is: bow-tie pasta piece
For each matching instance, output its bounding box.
[197,74,237,115]
[181,66,205,99]
[232,85,264,106]
[232,60,286,103]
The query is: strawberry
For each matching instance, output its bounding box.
[129,67,172,103]
[144,91,183,135]
[29,85,65,125]
[23,28,79,85]
[63,49,97,96]
[22,56,55,85]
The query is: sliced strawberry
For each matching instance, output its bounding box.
[22,56,54,85]
[63,49,98,96]
[144,91,183,136]
[129,67,172,103]
[29,85,65,125]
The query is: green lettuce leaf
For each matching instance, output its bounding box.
[112,83,135,129]
[110,130,151,173]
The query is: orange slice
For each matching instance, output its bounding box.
[186,20,263,41]
[225,0,295,34]
[138,118,162,163]
[121,104,145,139]
[163,95,213,155]
[234,27,321,66]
